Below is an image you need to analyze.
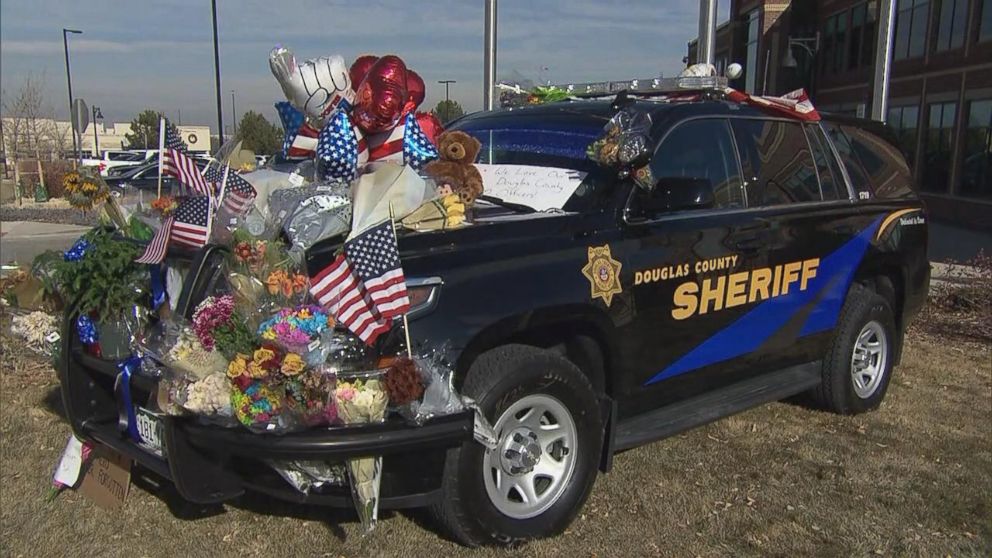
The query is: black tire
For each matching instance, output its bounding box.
[813,283,897,414]
[431,344,603,547]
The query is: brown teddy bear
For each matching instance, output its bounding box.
[423,131,484,205]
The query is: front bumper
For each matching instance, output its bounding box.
[59,313,474,508]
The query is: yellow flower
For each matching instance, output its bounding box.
[281,353,305,376]
[253,347,276,364]
[261,329,276,340]
[227,354,249,378]
[247,361,268,379]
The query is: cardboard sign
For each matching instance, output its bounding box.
[475,164,587,212]
[78,448,131,510]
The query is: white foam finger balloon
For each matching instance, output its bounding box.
[269,47,353,123]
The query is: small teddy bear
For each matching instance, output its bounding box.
[422,131,484,205]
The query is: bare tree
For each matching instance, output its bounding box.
[1,73,68,162]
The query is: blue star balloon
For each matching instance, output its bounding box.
[64,237,91,262]
[403,113,439,171]
[316,109,361,182]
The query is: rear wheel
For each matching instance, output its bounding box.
[814,283,897,414]
[431,345,603,547]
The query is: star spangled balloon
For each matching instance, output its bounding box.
[403,112,439,170]
[316,109,361,181]
[76,315,98,344]
[276,101,318,160]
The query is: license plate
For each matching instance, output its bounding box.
[135,408,165,458]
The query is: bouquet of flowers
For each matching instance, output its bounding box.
[285,369,337,426]
[183,373,233,416]
[165,327,229,380]
[150,195,178,217]
[336,374,389,533]
[257,305,334,366]
[226,230,308,319]
[226,344,297,431]
[62,169,127,230]
[191,295,255,359]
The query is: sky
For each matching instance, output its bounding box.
[0,0,730,134]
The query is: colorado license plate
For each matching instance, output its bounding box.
[135,408,165,457]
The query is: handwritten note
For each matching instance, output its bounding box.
[475,164,587,212]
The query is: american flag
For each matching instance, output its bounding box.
[317,109,364,181]
[724,88,821,122]
[309,220,409,345]
[277,101,321,159]
[204,164,256,215]
[135,216,174,264]
[170,196,212,250]
[162,123,211,196]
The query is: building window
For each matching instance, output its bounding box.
[934,0,968,51]
[849,4,866,70]
[961,99,992,198]
[822,13,838,74]
[923,102,957,192]
[981,0,992,41]
[862,4,878,66]
[744,9,761,93]
[887,105,920,166]
[834,11,849,72]
[894,0,930,59]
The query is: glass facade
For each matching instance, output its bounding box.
[744,9,761,93]
[923,102,957,192]
[894,0,930,59]
[887,105,921,166]
[961,100,992,198]
[934,0,968,51]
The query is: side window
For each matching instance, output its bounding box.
[842,124,915,198]
[639,118,744,212]
[731,119,822,206]
[823,121,873,199]
[804,125,844,200]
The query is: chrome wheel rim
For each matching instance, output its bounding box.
[850,320,888,399]
[482,393,578,519]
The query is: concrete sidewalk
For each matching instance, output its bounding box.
[0,220,92,264]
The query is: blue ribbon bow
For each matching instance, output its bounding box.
[115,356,143,442]
[76,315,99,345]
[148,264,167,310]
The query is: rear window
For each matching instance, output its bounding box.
[842,125,915,199]
[730,119,822,207]
[823,122,873,199]
[107,152,145,162]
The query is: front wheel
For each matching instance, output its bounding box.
[431,345,603,547]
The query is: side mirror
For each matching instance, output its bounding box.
[647,176,716,212]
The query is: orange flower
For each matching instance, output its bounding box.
[280,276,294,298]
[291,273,308,294]
[266,270,287,295]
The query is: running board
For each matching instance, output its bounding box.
[614,361,822,451]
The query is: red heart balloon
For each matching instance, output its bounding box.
[407,70,425,108]
[349,54,379,90]
[353,55,409,134]
[415,111,443,144]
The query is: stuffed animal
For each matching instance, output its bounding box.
[422,131,484,205]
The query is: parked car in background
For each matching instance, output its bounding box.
[82,150,158,176]
[105,159,208,197]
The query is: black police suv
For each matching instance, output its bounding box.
[59,94,929,547]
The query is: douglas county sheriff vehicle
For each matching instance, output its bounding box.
[59,80,929,547]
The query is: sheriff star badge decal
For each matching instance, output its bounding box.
[582,244,623,306]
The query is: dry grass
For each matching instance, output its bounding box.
[1,314,989,557]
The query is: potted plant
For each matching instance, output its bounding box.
[51,227,149,359]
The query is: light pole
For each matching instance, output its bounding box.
[483,0,497,111]
[211,0,225,144]
[437,80,456,123]
[230,90,237,136]
[92,106,103,157]
[63,28,83,161]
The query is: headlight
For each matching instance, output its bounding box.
[406,277,442,319]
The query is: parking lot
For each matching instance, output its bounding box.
[1,302,988,556]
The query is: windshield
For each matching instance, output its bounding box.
[450,120,614,213]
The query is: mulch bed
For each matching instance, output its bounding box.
[0,206,99,227]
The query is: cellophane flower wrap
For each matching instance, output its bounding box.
[336,373,389,533]
[226,229,308,320]
[257,305,335,366]
[225,343,303,432]
[285,368,337,427]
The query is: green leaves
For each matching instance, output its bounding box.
[46,228,147,318]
